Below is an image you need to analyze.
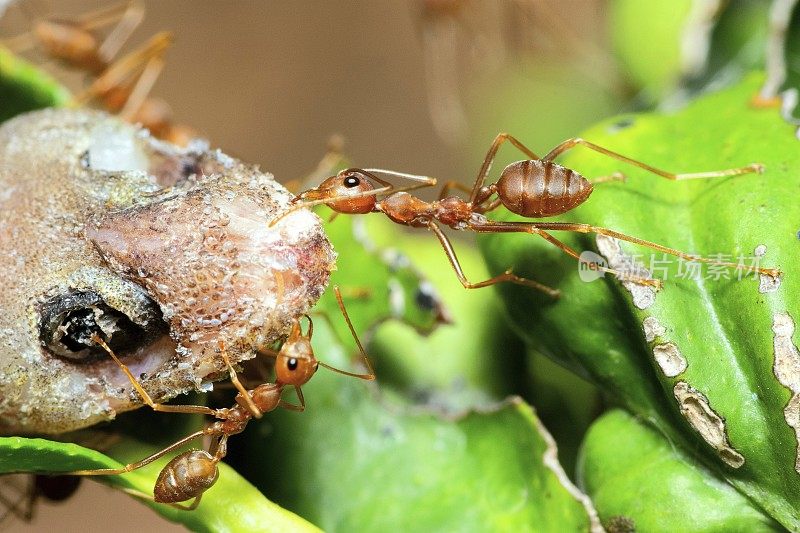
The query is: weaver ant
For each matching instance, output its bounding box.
[275,133,779,294]
[65,287,374,510]
[1,1,193,144]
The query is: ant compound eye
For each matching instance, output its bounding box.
[287,357,299,371]
[343,175,361,188]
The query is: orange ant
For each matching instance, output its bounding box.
[275,133,779,294]
[1,1,194,144]
[65,287,374,510]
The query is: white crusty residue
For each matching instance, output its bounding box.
[653,343,688,377]
[755,244,782,293]
[673,381,744,468]
[596,235,656,310]
[642,316,667,342]
[771,312,800,474]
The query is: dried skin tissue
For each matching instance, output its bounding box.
[0,109,334,434]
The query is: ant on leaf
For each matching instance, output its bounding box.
[274,133,779,296]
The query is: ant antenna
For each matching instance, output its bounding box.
[318,286,376,381]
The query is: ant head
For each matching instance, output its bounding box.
[274,317,318,386]
[293,169,378,214]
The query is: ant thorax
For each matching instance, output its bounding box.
[432,196,474,227]
[378,192,434,227]
[0,109,335,435]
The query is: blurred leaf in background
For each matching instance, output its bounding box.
[0,47,69,122]
[235,314,601,533]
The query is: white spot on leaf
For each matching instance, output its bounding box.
[771,312,800,475]
[755,244,782,293]
[653,343,687,377]
[596,235,656,310]
[673,381,744,468]
[643,316,667,342]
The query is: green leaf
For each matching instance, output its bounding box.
[579,409,783,532]
[314,209,448,341]
[0,435,319,532]
[608,0,770,100]
[363,216,525,407]
[236,317,601,532]
[0,48,70,123]
[481,73,800,528]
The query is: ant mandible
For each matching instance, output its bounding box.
[274,133,779,295]
[66,286,374,510]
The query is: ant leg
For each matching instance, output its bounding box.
[589,171,626,185]
[218,341,262,418]
[90,334,219,417]
[362,169,437,194]
[92,1,146,64]
[73,31,172,109]
[469,133,542,204]
[532,229,661,288]
[331,285,375,379]
[428,222,560,297]
[528,221,782,278]
[67,429,209,476]
[120,487,202,511]
[755,0,799,106]
[278,386,306,412]
[118,55,164,120]
[468,222,663,288]
[309,286,377,380]
[542,138,763,180]
[438,180,473,200]
[1,1,139,56]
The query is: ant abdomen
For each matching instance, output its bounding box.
[153,450,219,504]
[496,159,593,218]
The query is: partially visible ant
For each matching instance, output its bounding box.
[0,474,81,526]
[65,286,374,510]
[275,133,779,294]
[1,1,194,144]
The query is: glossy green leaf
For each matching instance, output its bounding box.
[526,350,600,477]
[579,409,782,532]
[0,48,70,123]
[236,317,601,533]
[313,209,448,343]
[481,74,800,528]
[0,434,319,532]
[364,216,525,407]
